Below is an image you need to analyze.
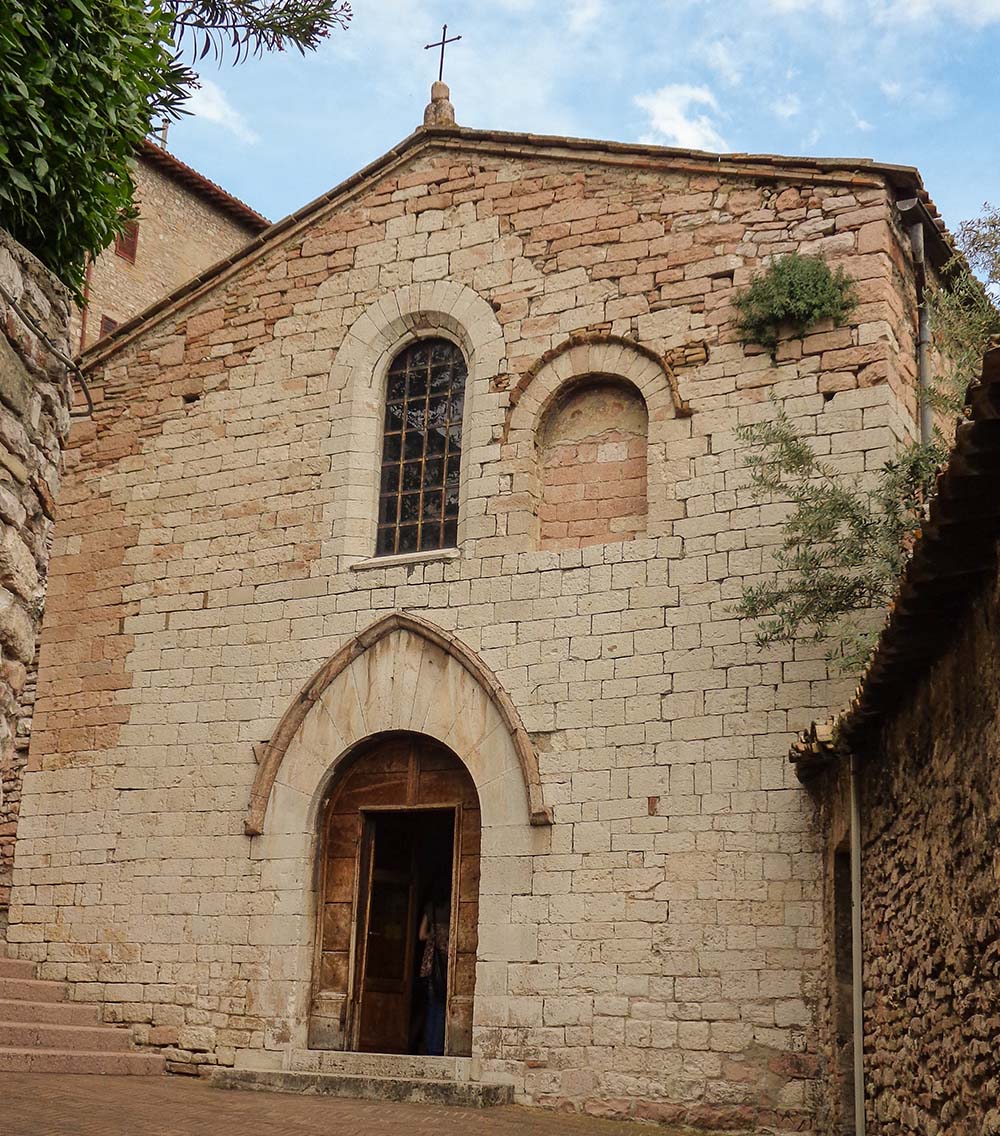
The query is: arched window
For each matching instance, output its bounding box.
[376,339,466,557]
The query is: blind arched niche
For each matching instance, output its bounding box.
[536,376,648,549]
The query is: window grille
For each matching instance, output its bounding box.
[376,339,466,556]
[98,315,119,338]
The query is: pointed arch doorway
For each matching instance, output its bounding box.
[310,731,481,1058]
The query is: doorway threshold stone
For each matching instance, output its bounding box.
[208,1067,514,1108]
[288,1049,477,1081]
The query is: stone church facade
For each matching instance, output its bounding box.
[5,88,950,1131]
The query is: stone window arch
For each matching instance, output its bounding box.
[376,338,467,557]
[328,282,505,561]
[537,376,648,549]
[503,335,692,549]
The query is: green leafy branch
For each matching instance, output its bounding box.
[0,0,350,295]
[166,0,352,64]
[735,409,941,672]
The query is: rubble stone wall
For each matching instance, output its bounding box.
[9,139,930,1131]
[859,566,1000,1136]
[0,228,72,931]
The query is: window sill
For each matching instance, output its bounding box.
[349,547,461,572]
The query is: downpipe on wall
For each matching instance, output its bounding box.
[850,752,866,1136]
[897,199,934,444]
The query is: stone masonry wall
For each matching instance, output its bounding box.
[858,567,1000,1136]
[70,155,261,352]
[9,137,928,1131]
[0,229,72,933]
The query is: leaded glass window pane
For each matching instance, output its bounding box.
[375,339,466,557]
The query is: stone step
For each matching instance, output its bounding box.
[0,957,37,980]
[287,1048,474,1081]
[0,1046,165,1075]
[0,976,68,1004]
[210,1068,514,1108]
[0,1021,133,1052]
[0,998,101,1026]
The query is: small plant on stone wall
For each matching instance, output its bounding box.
[735,252,858,355]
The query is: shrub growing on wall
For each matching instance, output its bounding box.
[736,252,857,354]
[735,209,1000,674]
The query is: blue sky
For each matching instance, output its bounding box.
[171,0,1000,233]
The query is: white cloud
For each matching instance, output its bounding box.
[772,93,802,118]
[874,0,1000,23]
[567,0,604,34]
[702,39,743,85]
[880,79,903,99]
[765,0,848,14]
[635,84,728,151]
[187,78,258,144]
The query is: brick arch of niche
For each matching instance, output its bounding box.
[502,335,694,548]
[328,282,505,559]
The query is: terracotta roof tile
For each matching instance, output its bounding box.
[140,139,269,232]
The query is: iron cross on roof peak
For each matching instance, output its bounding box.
[424,23,461,83]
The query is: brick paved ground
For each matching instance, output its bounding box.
[2,1074,671,1136]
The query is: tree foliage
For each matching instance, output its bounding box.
[736,208,1000,673]
[735,252,858,355]
[0,1,186,295]
[734,410,941,672]
[167,0,351,64]
[0,0,350,296]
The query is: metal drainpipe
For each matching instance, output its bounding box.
[850,752,866,1136]
[78,256,94,354]
[898,200,933,444]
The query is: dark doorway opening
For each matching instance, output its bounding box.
[355,808,455,1055]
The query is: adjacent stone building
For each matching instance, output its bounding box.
[71,139,268,352]
[5,87,956,1130]
[794,345,1000,1136]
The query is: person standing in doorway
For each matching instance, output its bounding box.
[418,878,450,1055]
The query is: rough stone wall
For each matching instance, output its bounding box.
[9,140,925,1131]
[69,155,261,352]
[0,229,72,932]
[858,567,1000,1136]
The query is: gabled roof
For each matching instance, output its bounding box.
[140,139,270,232]
[83,123,951,370]
[792,344,1000,780]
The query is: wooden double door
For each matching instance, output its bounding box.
[310,734,481,1056]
